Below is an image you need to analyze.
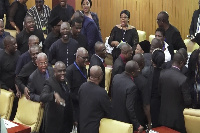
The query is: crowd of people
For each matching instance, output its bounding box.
[1,0,200,133]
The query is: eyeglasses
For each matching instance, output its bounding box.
[78,55,88,60]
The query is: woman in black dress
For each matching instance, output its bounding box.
[108,10,139,62]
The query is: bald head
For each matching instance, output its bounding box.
[158,11,169,23]
[178,48,187,60]
[125,60,140,77]
[54,61,66,70]
[133,54,145,70]
[72,10,84,20]
[173,52,185,65]
[95,41,104,52]
[54,61,66,82]
[121,43,132,54]
[151,38,163,52]
[76,47,88,57]
[89,65,103,84]
[37,53,47,61]
[4,35,15,47]
[28,35,39,47]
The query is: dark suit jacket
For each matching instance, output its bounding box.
[143,53,152,66]
[79,81,111,133]
[40,77,73,133]
[158,67,191,133]
[189,9,200,36]
[15,61,37,93]
[66,62,87,121]
[28,67,54,102]
[89,54,105,88]
[111,72,140,130]
[112,56,125,79]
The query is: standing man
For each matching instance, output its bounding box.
[27,0,51,34]
[111,60,144,133]
[79,65,111,133]
[0,35,19,92]
[16,15,44,54]
[50,0,74,22]
[0,0,10,20]
[112,43,133,78]
[15,35,39,75]
[0,19,10,49]
[71,18,88,50]
[157,11,186,55]
[89,41,107,88]
[48,22,79,67]
[66,47,88,125]
[44,16,62,55]
[40,61,73,133]
[28,53,54,102]
[159,52,191,133]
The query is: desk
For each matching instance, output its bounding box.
[7,121,31,133]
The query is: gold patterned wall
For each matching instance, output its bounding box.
[75,0,199,42]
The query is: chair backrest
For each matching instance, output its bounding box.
[137,30,146,42]
[184,39,199,53]
[4,29,17,38]
[183,108,200,133]
[3,14,6,26]
[149,34,155,43]
[0,89,15,120]
[99,118,133,133]
[105,67,112,93]
[13,95,44,132]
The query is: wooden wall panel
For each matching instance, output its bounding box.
[75,0,199,43]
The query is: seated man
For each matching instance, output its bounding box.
[15,35,39,75]
[112,43,133,78]
[111,60,144,133]
[0,35,19,92]
[44,16,62,56]
[71,18,87,50]
[27,0,51,34]
[79,65,111,133]
[16,15,44,54]
[66,47,88,124]
[89,41,107,88]
[0,19,10,49]
[48,22,79,67]
[28,53,54,102]
[40,61,73,133]
[15,45,41,99]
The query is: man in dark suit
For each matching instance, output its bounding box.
[133,54,152,130]
[89,41,107,88]
[189,1,200,37]
[111,60,144,133]
[66,47,88,125]
[15,35,39,75]
[158,52,192,133]
[79,65,111,133]
[157,11,186,55]
[40,61,73,133]
[0,19,10,49]
[15,45,41,99]
[112,43,133,78]
[28,53,54,102]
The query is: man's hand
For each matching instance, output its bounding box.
[138,125,144,133]
[111,41,119,47]
[15,84,21,98]
[8,88,13,92]
[24,87,30,100]
[54,92,65,106]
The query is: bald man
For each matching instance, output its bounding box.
[0,19,10,49]
[112,43,133,78]
[66,47,88,124]
[27,53,54,102]
[41,61,73,133]
[157,11,186,54]
[49,22,79,67]
[0,35,19,92]
[79,65,111,133]
[15,35,40,75]
[89,41,107,88]
[111,60,144,132]
[159,52,191,133]
[133,54,152,129]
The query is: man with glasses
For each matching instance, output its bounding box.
[44,16,62,56]
[89,41,107,88]
[66,47,88,130]
[27,0,51,34]
[16,15,44,54]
